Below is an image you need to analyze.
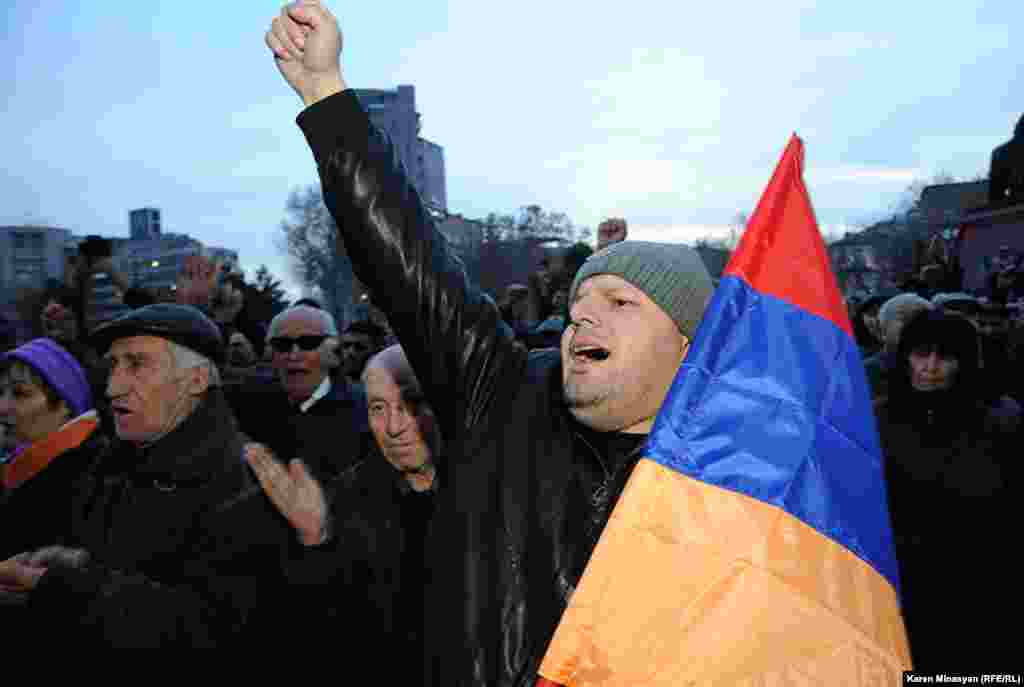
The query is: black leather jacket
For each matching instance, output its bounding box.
[298,91,642,687]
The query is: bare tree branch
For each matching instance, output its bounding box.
[279,186,356,325]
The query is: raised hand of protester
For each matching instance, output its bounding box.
[41,301,73,327]
[40,301,78,343]
[266,1,346,106]
[596,218,628,250]
[175,255,218,308]
[244,442,329,546]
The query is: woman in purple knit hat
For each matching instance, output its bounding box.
[0,338,107,559]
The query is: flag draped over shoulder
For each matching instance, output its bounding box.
[537,136,911,686]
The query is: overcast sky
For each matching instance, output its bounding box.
[3,1,1020,295]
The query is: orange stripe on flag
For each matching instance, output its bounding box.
[538,459,910,686]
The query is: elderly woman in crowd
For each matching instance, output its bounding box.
[862,293,934,401]
[0,338,104,559]
[874,309,1015,668]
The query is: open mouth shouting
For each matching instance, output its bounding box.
[569,335,612,365]
[110,403,134,421]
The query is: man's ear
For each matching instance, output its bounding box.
[679,334,691,362]
[185,365,211,397]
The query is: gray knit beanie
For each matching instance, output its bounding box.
[568,241,713,339]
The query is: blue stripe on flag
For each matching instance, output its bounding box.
[645,274,900,590]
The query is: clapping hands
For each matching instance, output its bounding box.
[244,443,330,547]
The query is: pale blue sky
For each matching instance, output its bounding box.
[3,1,1021,294]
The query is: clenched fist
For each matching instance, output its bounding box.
[266,1,346,106]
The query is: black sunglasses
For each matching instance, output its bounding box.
[268,335,329,354]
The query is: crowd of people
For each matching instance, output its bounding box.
[0,0,1017,675]
[845,247,1022,665]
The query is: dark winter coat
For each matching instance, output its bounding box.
[0,420,109,560]
[875,311,1016,667]
[25,389,292,648]
[228,376,370,482]
[280,447,435,682]
[0,416,109,649]
[299,91,647,687]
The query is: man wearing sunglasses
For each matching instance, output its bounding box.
[245,343,439,670]
[232,305,368,482]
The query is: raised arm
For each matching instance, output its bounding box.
[267,2,522,442]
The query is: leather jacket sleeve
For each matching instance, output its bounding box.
[296,91,524,444]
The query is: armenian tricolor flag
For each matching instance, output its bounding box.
[537,136,911,686]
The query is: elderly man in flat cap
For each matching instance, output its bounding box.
[0,304,289,647]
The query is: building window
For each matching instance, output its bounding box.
[15,267,39,285]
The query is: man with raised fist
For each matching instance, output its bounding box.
[265,4,712,685]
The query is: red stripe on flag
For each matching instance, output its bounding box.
[725,135,853,337]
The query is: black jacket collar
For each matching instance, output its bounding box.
[116,389,242,483]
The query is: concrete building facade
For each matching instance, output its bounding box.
[0,225,73,299]
[417,138,447,211]
[353,85,447,212]
[129,207,162,240]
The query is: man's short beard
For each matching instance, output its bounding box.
[563,377,646,433]
[562,377,617,412]
[564,393,626,432]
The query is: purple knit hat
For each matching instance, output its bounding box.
[1,338,93,417]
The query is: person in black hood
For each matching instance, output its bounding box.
[875,309,1016,668]
[989,113,1024,206]
[863,293,934,401]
